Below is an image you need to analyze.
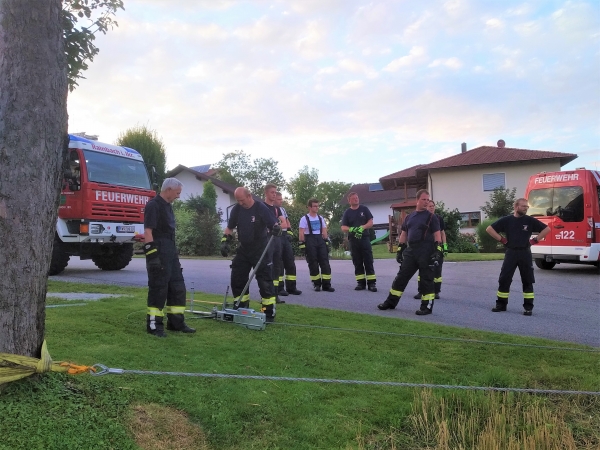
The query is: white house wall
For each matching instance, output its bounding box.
[357,201,394,238]
[428,160,561,219]
[172,171,235,227]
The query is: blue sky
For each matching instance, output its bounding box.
[67,0,600,185]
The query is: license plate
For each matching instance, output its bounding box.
[116,226,135,233]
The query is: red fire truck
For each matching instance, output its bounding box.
[525,169,600,271]
[50,134,156,275]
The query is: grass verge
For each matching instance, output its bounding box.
[0,281,598,450]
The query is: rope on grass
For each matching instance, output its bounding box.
[0,341,95,385]
[90,364,600,396]
[271,323,600,353]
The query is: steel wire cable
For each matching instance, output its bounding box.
[90,364,600,396]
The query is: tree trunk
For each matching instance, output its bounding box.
[0,0,68,356]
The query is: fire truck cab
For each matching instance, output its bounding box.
[50,134,156,275]
[525,169,600,271]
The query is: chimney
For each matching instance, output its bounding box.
[461,142,467,153]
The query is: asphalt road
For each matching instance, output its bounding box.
[50,256,600,347]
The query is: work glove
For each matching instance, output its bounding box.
[529,237,539,246]
[298,241,306,256]
[325,238,332,254]
[272,223,282,237]
[143,242,162,276]
[429,242,444,270]
[220,234,233,257]
[396,243,407,264]
[286,230,294,242]
[349,226,364,239]
[443,243,448,257]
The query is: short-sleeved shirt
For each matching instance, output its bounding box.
[402,210,440,243]
[491,214,547,248]
[144,195,175,239]
[299,214,325,235]
[228,201,276,247]
[263,202,282,223]
[341,205,374,241]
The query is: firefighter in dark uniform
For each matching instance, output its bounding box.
[378,189,443,315]
[341,192,377,292]
[486,198,550,315]
[298,198,335,292]
[263,184,286,303]
[221,187,281,322]
[275,191,302,296]
[414,200,447,299]
[143,178,195,337]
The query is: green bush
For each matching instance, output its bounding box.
[476,218,502,253]
[450,233,478,253]
[327,223,344,249]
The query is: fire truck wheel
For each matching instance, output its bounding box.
[92,244,134,271]
[48,238,70,275]
[534,259,556,270]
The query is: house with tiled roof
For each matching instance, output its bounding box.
[340,182,410,239]
[166,165,239,227]
[379,141,578,233]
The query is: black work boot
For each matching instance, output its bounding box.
[322,284,335,292]
[313,284,321,292]
[413,293,421,299]
[147,314,166,337]
[167,323,196,333]
[367,283,377,292]
[523,299,534,316]
[377,295,398,310]
[262,304,275,323]
[236,300,250,309]
[492,301,507,312]
[354,283,366,291]
[415,300,432,315]
[287,289,302,295]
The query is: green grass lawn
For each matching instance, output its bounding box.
[1,281,598,450]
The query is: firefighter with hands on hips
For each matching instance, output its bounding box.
[143,178,195,337]
[341,192,377,292]
[298,198,335,292]
[378,189,442,315]
[414,200,447,300]
[263,184,286,304]
[274,191,302,296]
[220,187,282,323]
[486,198,550,316]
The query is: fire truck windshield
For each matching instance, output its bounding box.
[84,149,151,189]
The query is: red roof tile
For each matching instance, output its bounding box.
[342,183,410,204]
[418,146,577,171]
[379,164,424,180]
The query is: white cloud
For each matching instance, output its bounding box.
[429,57,463,69]
[383,46,427,71]
[485,18,505,30]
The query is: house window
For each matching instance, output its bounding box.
[460,212,481,228]
[368,183,384,192]
[483,173,506,191]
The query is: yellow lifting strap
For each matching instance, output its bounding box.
[0,340,95,385]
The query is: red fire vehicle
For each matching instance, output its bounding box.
[49,134,156,275]
[525,169,600,271]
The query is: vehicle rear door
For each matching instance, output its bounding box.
[547,183,586,255]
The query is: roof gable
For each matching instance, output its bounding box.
[342,183,410,204]
[167,165,238,194]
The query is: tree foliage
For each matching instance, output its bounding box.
[481,187,517,219]
[316,181,352,224]
[433,202,478,253]
[214,150,285,195]
[174,185,222,256]
[116,125,167,189]
[287,166,319,207]
[476,218,502,253]
[63,0,124,91]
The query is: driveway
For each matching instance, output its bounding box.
[51,257,600,347]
